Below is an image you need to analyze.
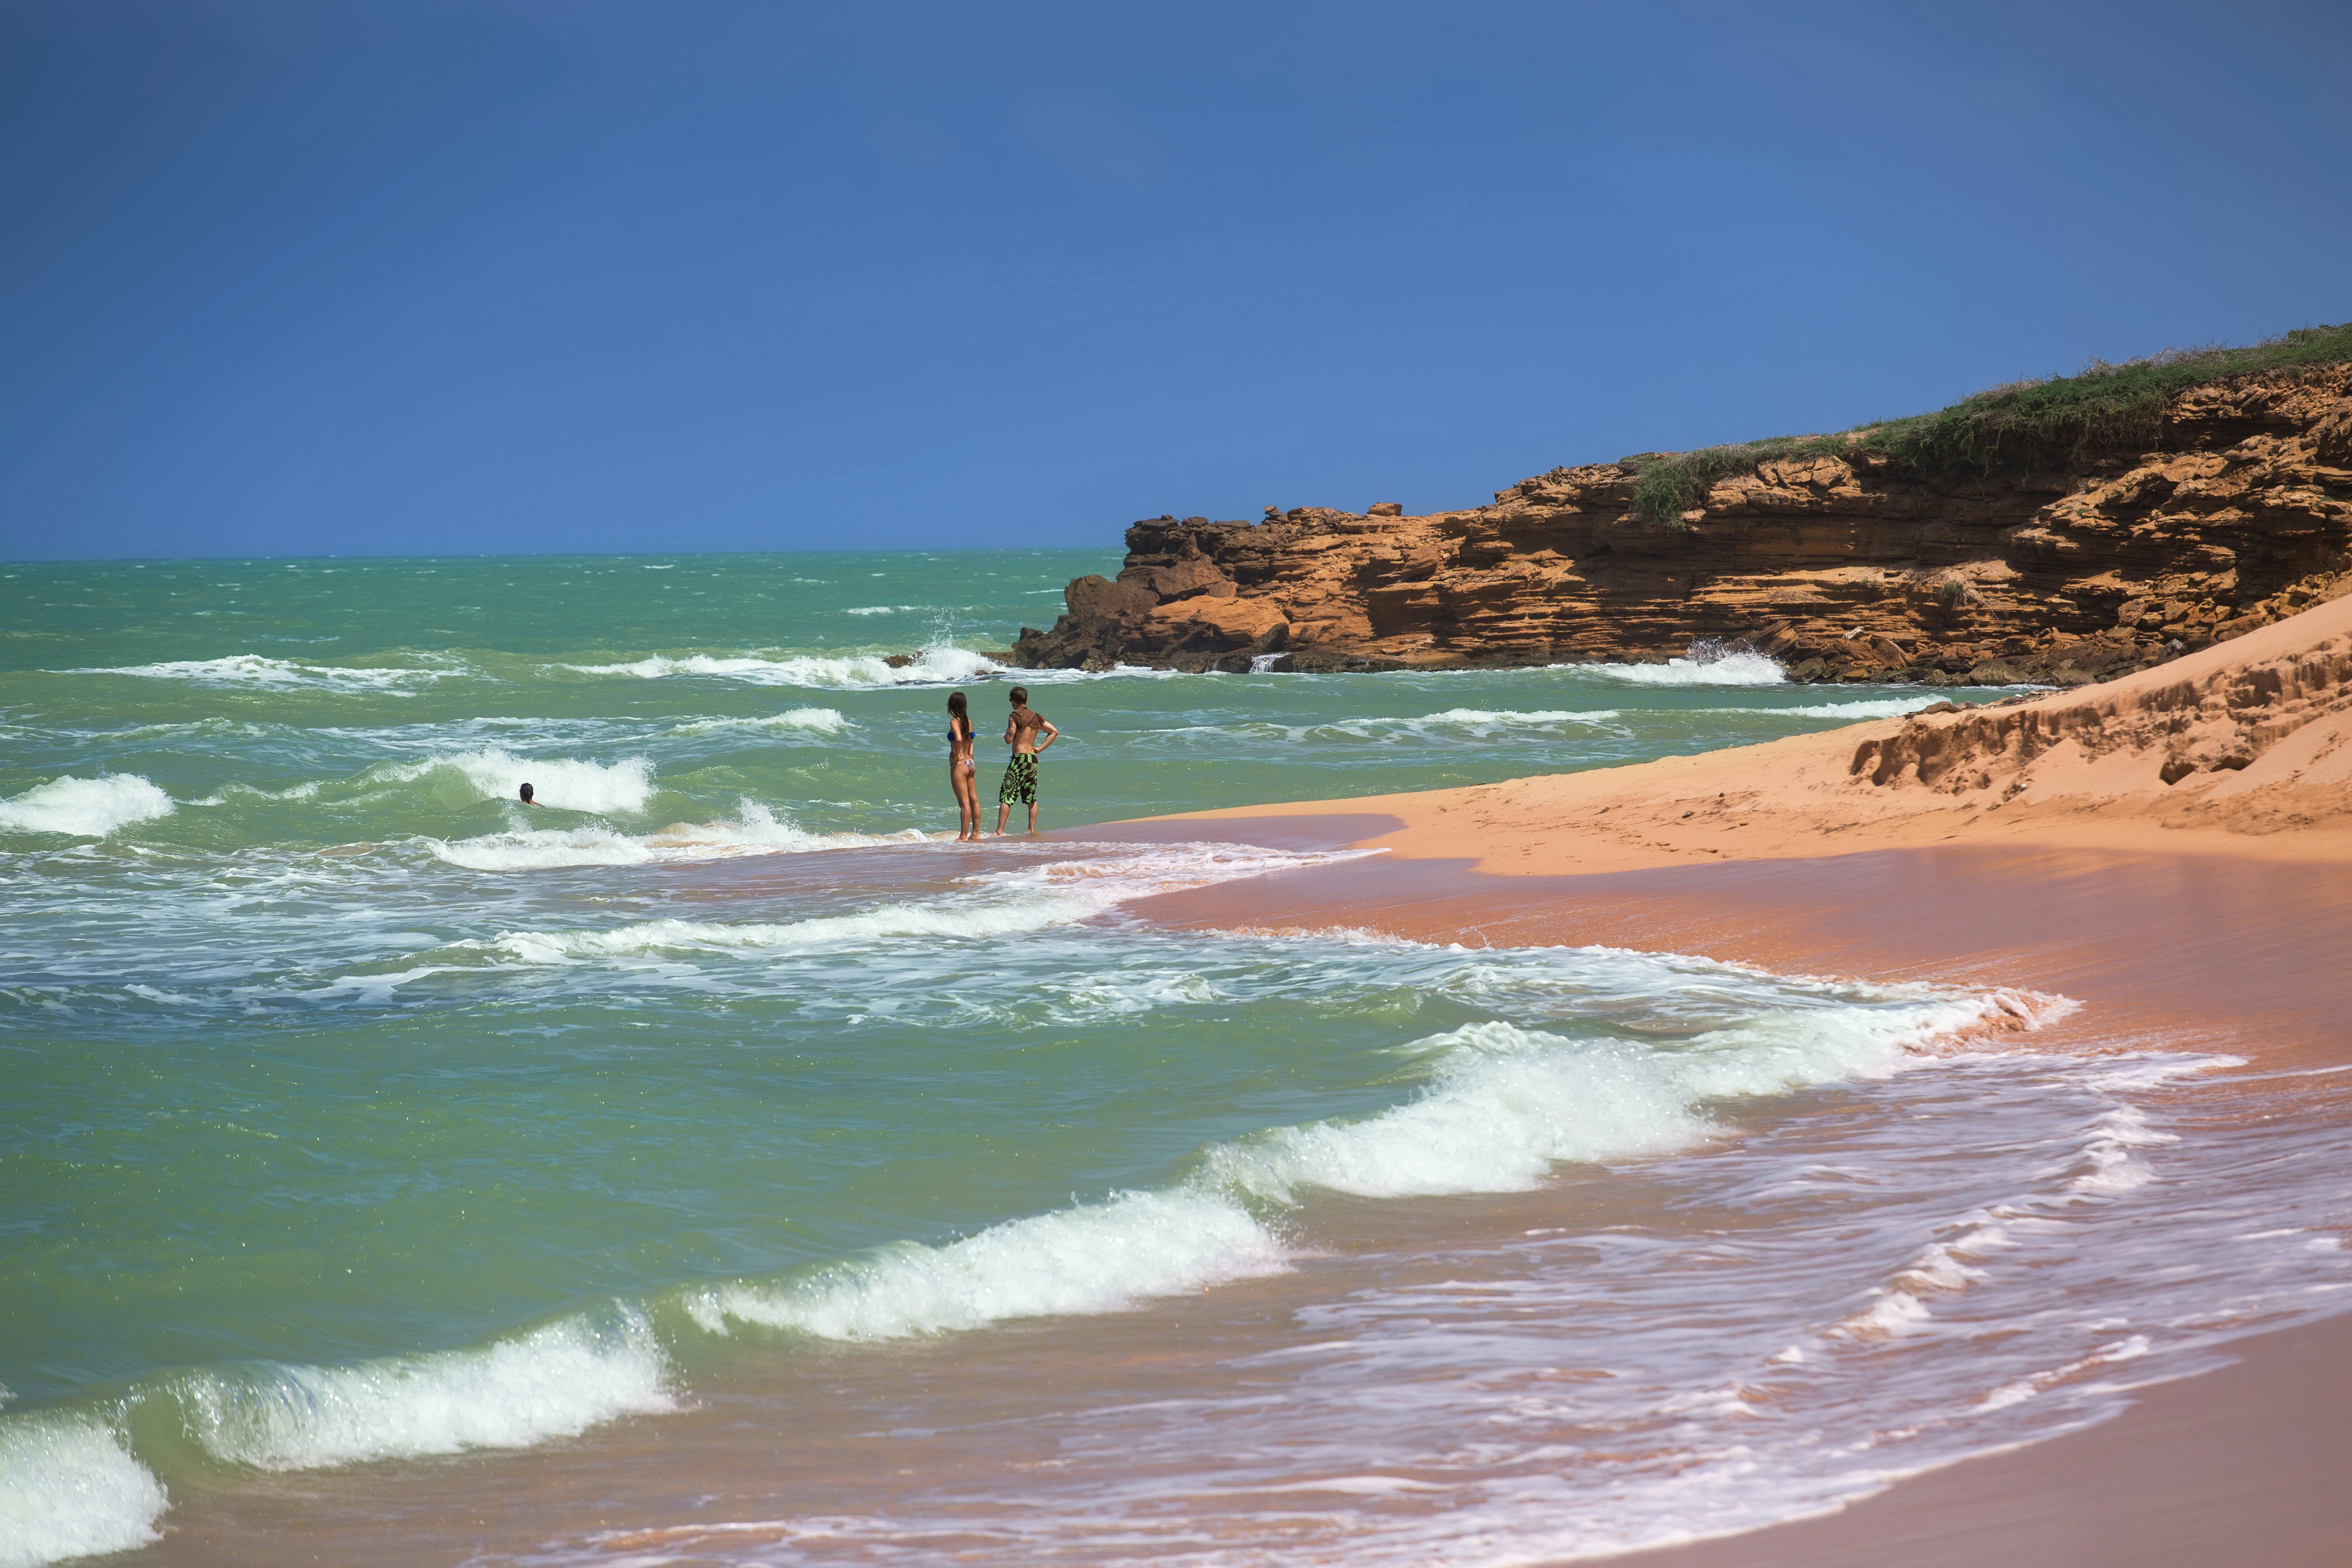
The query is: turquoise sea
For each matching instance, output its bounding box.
[4,551,2348,1567]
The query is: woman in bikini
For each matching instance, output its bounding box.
[946,691,982,841]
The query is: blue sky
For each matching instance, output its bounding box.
[2,0,2346,561]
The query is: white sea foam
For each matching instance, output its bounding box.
[2063,1104,2175,1196]
[1733,697,1947,721]
[494,898,1050,960]
[0,775,175,838]
[671,708,850,737]
[1206,1022,1711,1200]
[380,747,655,815]
[1575,649,1787,686]
[428,799,925,871]
[1154,709,1624,746]
[694,986,2012,1353]
[1204,1001,1982,1203]
[0,1414,169,1568]
[686,1191,1287,1341]
[486,840,1346,943]
[170,1307,674,1472]
[63,655,446,691]
[1393,707,1622,738]
[557,643,1007,690]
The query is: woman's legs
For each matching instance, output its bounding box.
[951,764,977,839]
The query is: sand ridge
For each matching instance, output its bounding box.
[1147,589,2352,873]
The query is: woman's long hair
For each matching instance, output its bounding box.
[946,690,969,740]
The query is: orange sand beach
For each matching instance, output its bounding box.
[1117,589,2352,1566]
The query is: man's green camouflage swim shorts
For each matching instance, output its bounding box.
[998,752,1038,806]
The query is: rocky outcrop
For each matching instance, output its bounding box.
[1013,367,2352,682]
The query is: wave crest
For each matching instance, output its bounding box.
[0,1414,168,1568]
[684,1192,1285,1342]
[167,1306,674,1472]
[0,775,174,838]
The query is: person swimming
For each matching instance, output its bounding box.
[946,691,982,841]
[518,782,541,807]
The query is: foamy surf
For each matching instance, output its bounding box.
[381,747,655,815]
[0,775,174,838]
[684,1191,1287,1341]
[1206,996,2006,1204]
[670,708,849,736]
[691,983,2034,1347]
[478,839,1352,942]
[426,799,922,871]
[1575,647,1787,685]
[557,643,1007,689]
[166,1307,675,1472]
[1299,708,1628,742]
[1735,696,1949,720]
[0,1415,168,1568]
[62,655,449,692]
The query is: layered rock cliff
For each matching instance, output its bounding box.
[1013,364,2352,685]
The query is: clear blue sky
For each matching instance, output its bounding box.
[3,0,2346,561]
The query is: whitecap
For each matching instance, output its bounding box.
[685,1191,1286,1342]
[427,800,923,871]
[378,747,655,815]
[0,775,174,838]
[1200,999,1980,1204]
[0,1413,169,1568]
[1731,697,1946,721]
[1572,649,1787,686]
[670,708,850,737]
[61,655,446,692]
[168,1306,674,1472]
[556,643,1006,691]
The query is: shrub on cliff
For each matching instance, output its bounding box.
[1627,321,2352,524]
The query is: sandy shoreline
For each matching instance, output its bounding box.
[1108,833,2352,1565]
[1084,596,2352,1564]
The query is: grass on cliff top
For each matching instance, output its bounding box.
[1625,321,2352,523]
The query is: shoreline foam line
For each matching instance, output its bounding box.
[684,980,2043,1343]
[0,925,2046,1568]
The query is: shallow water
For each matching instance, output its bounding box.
[4,552,2346,1568]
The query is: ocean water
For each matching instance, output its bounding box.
[3,551,2348,1568]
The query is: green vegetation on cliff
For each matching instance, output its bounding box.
[1626,321,2352,523]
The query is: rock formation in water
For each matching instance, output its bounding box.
[1012,362,2352,685]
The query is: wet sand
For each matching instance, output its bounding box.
[1117,818,2352,1566]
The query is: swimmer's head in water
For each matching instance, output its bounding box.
[519,782,534,804]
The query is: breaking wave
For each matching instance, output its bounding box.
[166,1306,674,1472]
[687,989,2020,1344]
[0,1414,168,1568]
[381,747,655,815]
[556,643,1007,690]
[426,799,924,871]
[683,1191,1287,1341]
[0,774,175,838]
[1739,697,1951,721]
[61,655,449,692]
[670,708,850,737]
[1575,647,1787,686]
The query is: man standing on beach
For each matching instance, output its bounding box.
[995,685,1058,836]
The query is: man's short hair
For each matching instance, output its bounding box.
[1009,686,1029,705]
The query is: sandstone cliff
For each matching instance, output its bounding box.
[1014,360,2352,685]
